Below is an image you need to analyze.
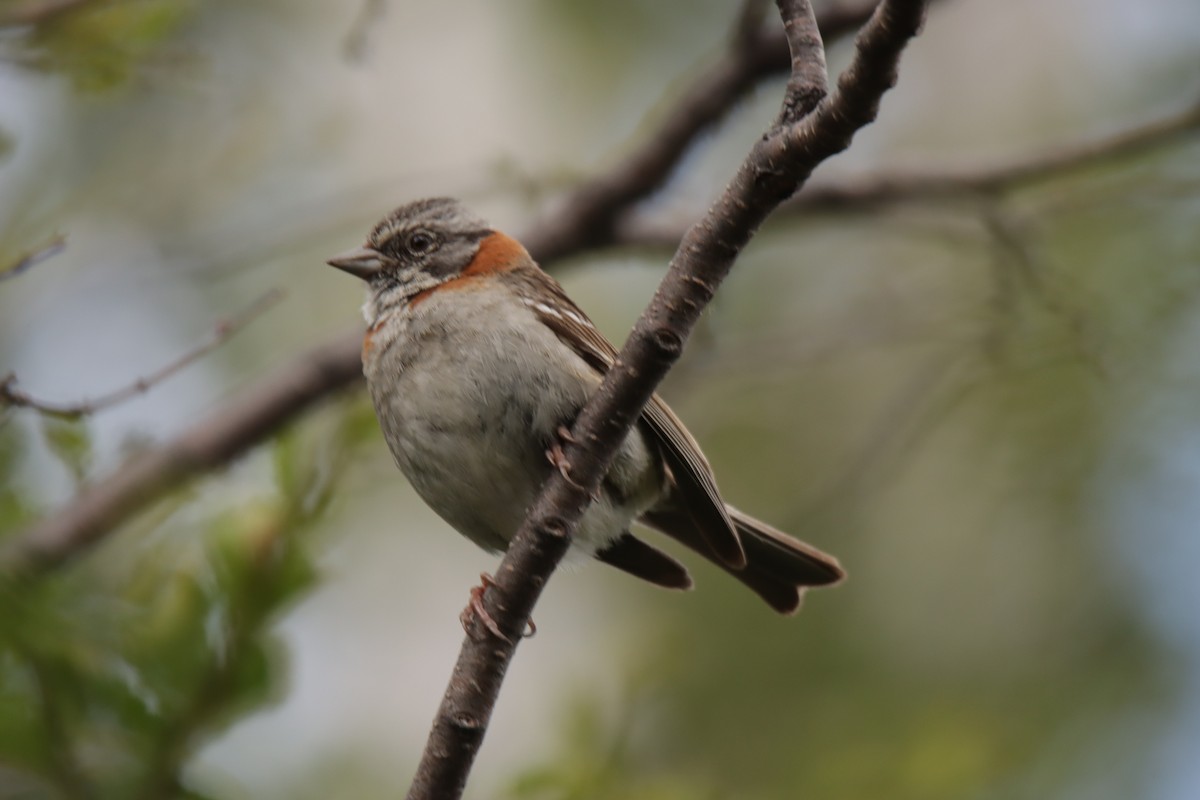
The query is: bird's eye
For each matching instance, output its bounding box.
[407,231,437,255]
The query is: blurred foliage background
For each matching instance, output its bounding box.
[1,0,1199,798]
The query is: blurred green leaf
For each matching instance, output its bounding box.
[39,415,91,484]
[0,652,46,774]
[273,431,303,505]
[0,456,325,796]
[20,0,195,92]
[337,394,382,451]
[0,423,35,538]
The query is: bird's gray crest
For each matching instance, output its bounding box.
[369,197,491,251]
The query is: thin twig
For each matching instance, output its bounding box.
[342,0,387,63]
[404,1,927,797]
[980,207,1106,376]
[0,233,66,282]
[3,1,875,577]
[1,289,285,420]
[811,350,963,514]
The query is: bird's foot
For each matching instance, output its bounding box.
[459,572,536,642]
[545,440,585,490]
[555,424,578,444]
[546,428,601,501]
[460,572,508,641]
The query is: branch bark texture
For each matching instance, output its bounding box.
[405,1,928,798]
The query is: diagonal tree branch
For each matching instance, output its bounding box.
[1,1,877,578]
[0,233,66,281]
[404,1,928,798]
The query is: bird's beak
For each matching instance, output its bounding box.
[326,246,385,280]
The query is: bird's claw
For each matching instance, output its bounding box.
[546,429,601,501]
[545,441,585,490]
[459,572,535,642]
[460,572,509,642]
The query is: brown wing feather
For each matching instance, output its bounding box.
[640,396,745,567]
[512,267,745,568]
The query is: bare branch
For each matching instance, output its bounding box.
[980,207,1106,375]
[1,289,285,421]
[405,2,927,797]
[4,1,875,577]
[0,233,66,282]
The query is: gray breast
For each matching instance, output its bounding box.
[364,289,597,550]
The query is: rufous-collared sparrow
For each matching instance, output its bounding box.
[327,197,844,615]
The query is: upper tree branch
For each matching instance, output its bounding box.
[778,0,827,124]
[2,1,874,577]
[405,2,927,798]
[520,0,876,262]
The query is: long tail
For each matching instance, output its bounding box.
[637,505,845,614]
